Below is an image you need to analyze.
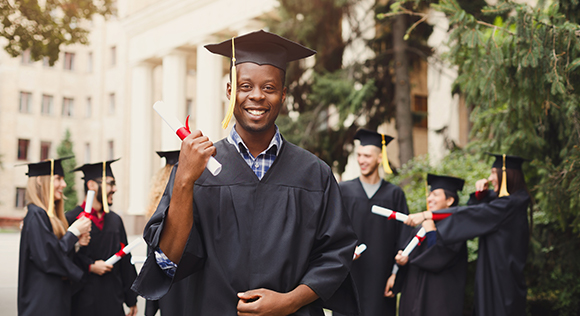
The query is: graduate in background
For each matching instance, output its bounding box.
[132,30,359,315]
[66,159,138,316]
[405,154,530,316]
[144,150,188,316]
[336,129,410,316]
[18,158,92,316]
[396,174,467,316]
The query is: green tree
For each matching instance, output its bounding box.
[391,0,580,313]
[0,0,114,65]
[57,128,78,211]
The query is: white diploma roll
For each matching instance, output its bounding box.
[84,190,95,214]
[153,101,222,176]
[401,227,427,257]
[353,243,367,259]
[105,237,144,265]
[371,205,409,222]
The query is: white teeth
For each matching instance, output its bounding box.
[247,109,265,115]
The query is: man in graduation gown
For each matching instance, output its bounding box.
[132,30,359,316]
[66,159,138,316]
[396,174,468,316]
[405,154,530,316]
[336,129,410,316]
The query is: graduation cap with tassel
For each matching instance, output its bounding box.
[487,153,526,197]
[354,128,394,174]
[73,158,120,213]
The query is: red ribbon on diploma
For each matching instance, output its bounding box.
[416,234,426,246]
[176,115,191,140]
[114,242,127,258]
[388,212,397,220]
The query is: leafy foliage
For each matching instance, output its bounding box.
[57,128,78,211]
[0,0,114,64]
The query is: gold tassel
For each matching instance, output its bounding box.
[48,159,55,217]
[222,37,237,129]
[499,154,510,197]
[381,134,393,174]
[102,161,110,213]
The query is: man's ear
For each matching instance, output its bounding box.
[446,197,455,207]
[226,82,231,100]
[87,180,99,191]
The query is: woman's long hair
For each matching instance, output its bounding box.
[146,164,174,219]
[497,168,535,235]
[25,175,69,238]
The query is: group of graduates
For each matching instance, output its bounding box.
[16,29,531,316]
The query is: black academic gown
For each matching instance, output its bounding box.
[65,207,138,316]
[434,189,530,316]
[336,178,411,316]
[398,226,467,316]
[18,204,83,316]
[145,278,189,316]
[132,139,360,316]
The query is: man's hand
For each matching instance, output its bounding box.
[126,305,137,316]
[78,232,91,246]
[395,250,409,266]
[422,219,436,232]
[404,212,426,226]
[177,130,217,182]
[475,178,489,192]
[237,289,294,316]
[90,260,113,275]
[384,274,397,297]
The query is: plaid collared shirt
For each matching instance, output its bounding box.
[155,125,283,274]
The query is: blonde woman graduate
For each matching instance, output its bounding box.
[17,157,92,316]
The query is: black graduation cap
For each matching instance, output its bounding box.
[204,30,316,129]
[427,174,465,194]
[354,129,395,174]
[73,158,120,181]
[23,156,74,177]
[487,153,526,170]
[204,30,316,72]
[156,150,180,166]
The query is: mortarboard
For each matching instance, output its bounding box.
[486,153,527,197]
[73,158,120,213]
[204,30,316,129]
[427,174,465,194]
[156,150,180,166]
[354,129,395,174]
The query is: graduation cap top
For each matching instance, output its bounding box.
[156,150,180,166]
[73,158,120,181]
[427,174,465,194]
[354,129,395,174]
[24,156,73,177]
[487,153,526,170]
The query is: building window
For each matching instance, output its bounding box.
[64,52,75,71]
[108,93,115,115]
[15,188,27,208]
[412,95,428,128]
[107,140,114,160]
[87,52,93,72]
[19,91,32,113]
[84,143,91,163]
[21,50,34,64]
[110,46,116,67]
[41,94,53,115]
[42,56,54,67]
[17,139,30,160]
[40,141,51,161]
[62,97,74,117]
[85,97,92,118]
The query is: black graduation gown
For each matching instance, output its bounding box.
[65,207,138,316]
[398,226,467,316]
[336,178,411,316]
[132,139,360,316]
[18,204,83,316]
[434,189,530,316]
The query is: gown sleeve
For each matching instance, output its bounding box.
[409,237,465,273]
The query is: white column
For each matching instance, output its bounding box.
[196,44,224,141]
[162,51,188,150]
[127,62,154,216]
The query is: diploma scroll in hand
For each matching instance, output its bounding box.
[105,237,144,265]
[153,101,222,176]
[371,205,409,222]
[401,227,426,257]
[353,243,367,259]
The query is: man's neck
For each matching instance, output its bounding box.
[235,125,276,157]
[360,172,381,185]
[89,199,105,218]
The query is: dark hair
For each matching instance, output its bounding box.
[443,189,460,207]
[496,169,528,194]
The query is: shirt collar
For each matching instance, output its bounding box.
[227,125,283,157]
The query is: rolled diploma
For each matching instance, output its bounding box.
[401,227,426,257]
[353,243,367,259]
[84,190,95,214]
[371,205,409,222]
[105,238,143,265]
[153,101,221,176]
